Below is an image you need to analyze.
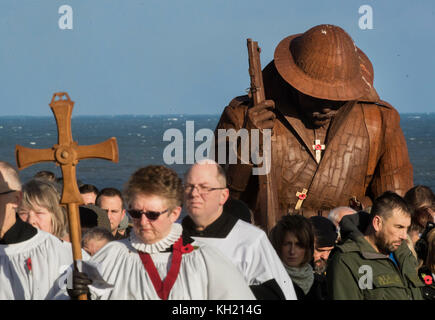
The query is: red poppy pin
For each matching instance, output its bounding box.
[180,243,194,254]
[26,257,32,272]
[173,237,196,254]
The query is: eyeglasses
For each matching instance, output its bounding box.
[0,190,16,196]
[127,208,169,221]
[183,184,226,195]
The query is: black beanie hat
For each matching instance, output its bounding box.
[79,204,111,232]
[309,216,337,247]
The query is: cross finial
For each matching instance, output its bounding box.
[295,188,308,211]
[312,139,325,163]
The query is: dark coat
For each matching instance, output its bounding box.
[293,273,326,300]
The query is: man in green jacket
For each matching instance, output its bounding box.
[326,191,424,300]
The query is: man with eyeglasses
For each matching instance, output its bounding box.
[0,161,86,299]
[182,159,297,300]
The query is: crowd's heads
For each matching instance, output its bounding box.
[18,179,68,239]
[409,206,435,244]
[124,165,183,244]
[310,216,338,248]
[82,227,114,256]
[309,216,337,274]
[404,185,435,214]
[183,159,229,223]
[426,229,435,273]
[0,161,22,193]
[269,215,314,268]
[96,188,125,235]
[328,206,357,227]
[79,204,111,234]
[33,171,56,183]
[0,162,22,223]
[79,184,99,205]
[369,191,412,255]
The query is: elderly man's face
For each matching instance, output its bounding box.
[184,164,229,222]
[297,92,346,127]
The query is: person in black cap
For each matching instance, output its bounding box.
[309,216,338,276]
[79,204,111,235]
[308,216,338,300]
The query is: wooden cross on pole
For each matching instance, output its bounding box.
[312,140,325,164]
[15,92,119,300]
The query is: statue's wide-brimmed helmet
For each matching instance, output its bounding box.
[274,24,374,101]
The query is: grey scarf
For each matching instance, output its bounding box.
[284,263,314,295]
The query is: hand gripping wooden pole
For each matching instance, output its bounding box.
[15,92,119,300]
[247,39,279,232]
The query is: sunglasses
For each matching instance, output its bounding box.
[127,208,169,221]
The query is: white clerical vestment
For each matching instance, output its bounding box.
[0,229,88,300]
[183,215,297,300]
[87,223,255,300]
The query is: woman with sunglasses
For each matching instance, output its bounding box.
[69,165,255,300]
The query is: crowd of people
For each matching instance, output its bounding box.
[0,159,434,300]
[1,23,429,302]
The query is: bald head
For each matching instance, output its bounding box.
[184,159,227,188]
[0,161,22,192]
[328,206,356,227]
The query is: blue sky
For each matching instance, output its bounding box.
[0,0,434,115]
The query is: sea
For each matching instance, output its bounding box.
[0,113,434,193]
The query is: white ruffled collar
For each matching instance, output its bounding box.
[129,223,183,254]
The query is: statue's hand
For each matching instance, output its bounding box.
[245,100,276,131]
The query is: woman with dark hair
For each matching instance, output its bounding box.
[404,185,435,214]
[269,214,323,300]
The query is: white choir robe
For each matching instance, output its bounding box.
[191,219,298,300]
[86,224,255,300]
[0,230,89,300]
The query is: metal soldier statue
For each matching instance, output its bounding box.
[215,24,413,231]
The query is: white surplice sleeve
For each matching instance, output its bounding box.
[245,229,297,300]
[194,243,256,300]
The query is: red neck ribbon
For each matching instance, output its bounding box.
[138,236,193,300]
